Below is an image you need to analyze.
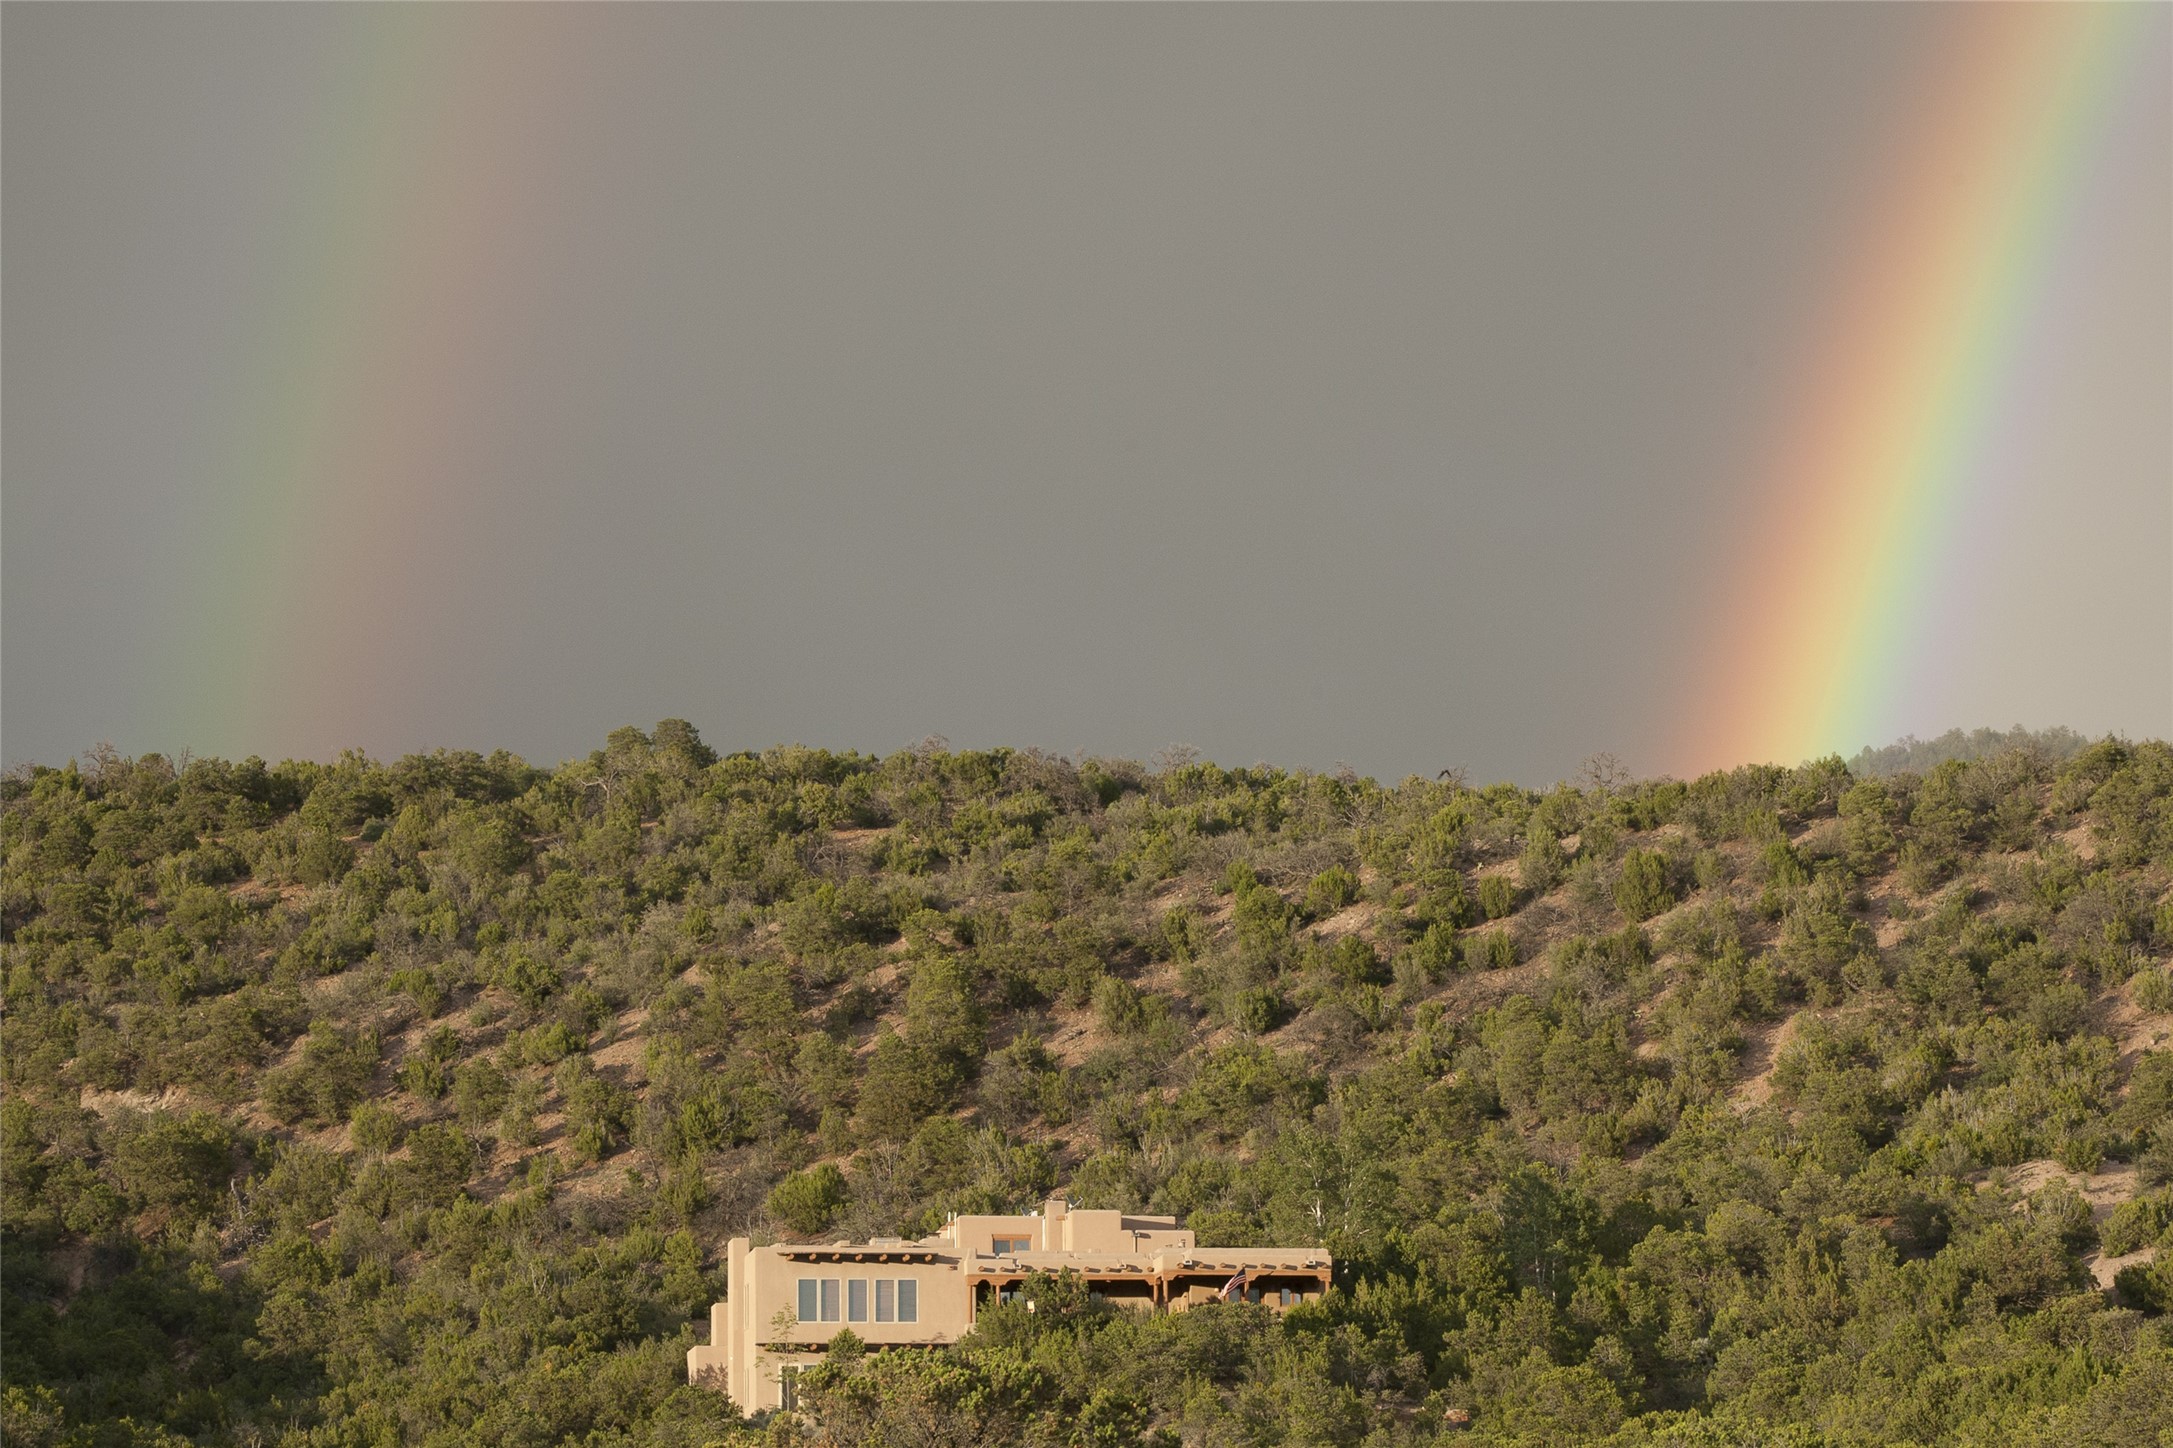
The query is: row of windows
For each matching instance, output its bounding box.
[796,1276,919,1324]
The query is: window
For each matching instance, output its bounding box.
[898,1278,918,1322]
[991,1236,1032,1254]
[847,1279,868,1322]
[779,1366,801,1411]
[875,1279,896,1322]
[1278,1287,1297,1307]
[819,1278,840,1322]
[797,1279,818,1324]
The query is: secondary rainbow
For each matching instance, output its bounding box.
[167,12,581,760]
[1680,5,2165,774]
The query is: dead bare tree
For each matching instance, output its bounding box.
[1152,743,1199,774]
[1579,752,1630,793]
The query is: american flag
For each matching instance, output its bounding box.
[1218,1269,1248,1302]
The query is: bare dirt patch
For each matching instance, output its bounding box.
[1311,901,1377,941]
[1987,1159,2139,1218]
[550,1157,639,1204]
[1040,1008,1099,1069]
[230,879,314,908]
[2086,1246,2157,1290]
[2102,987,2173,1073]
[80,1086,190,1118]
[829,827,888,847]
[1732,1012,1806,1111]
[1435,954,1547,1019]
[1128,956,1186,996]
[591,1010,650,1074]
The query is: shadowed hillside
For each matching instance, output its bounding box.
[4,728,2171,1446]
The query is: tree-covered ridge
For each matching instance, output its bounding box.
[1845,726,2092,779]
[3,727,2171,1447]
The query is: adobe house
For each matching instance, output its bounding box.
[688,1195,1332,1413]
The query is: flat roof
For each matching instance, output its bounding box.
[775,1246,952,1263]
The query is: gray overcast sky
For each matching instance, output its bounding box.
[5,4,2168,783]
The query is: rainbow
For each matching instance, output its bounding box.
[148,9,2162,770]
[1679,4,2167,775]
[164,11,581,759]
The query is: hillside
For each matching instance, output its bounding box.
[4,727,2171,1447]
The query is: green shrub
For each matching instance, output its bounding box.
[1399,923,1462,985]
[1614,850,1675,922]
[398,1056,449,1101]
[1159,906,1206,963]
[1416,878,1477,931]
[294,829,354,886]
[103,1109,235,1225]
[1093,976,1148,1037]
[510,1022,585,1065]
[396,1123,476,1209]
[1228,863,1295,950]
[556,1058,634,1164]
[259,1023,379,1126]
[1326,934,1386,986]
[496,947,561,1009]
[858,1030,955,1141]
[769,1162,850,1236]
[451,1059,510,1127]
[2101,1194,2173,1256]
[349,1101,404,1156]
[1466,930,1518,971]
[498,1079,544,1149]
[2115,1256,2173,1313]
[385,967,446,1018]
[1520,830,1568,894]
[1301,865,1361,920]
[1231,985,1289,1035]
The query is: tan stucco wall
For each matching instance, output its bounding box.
[688,1198,1331,1414]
